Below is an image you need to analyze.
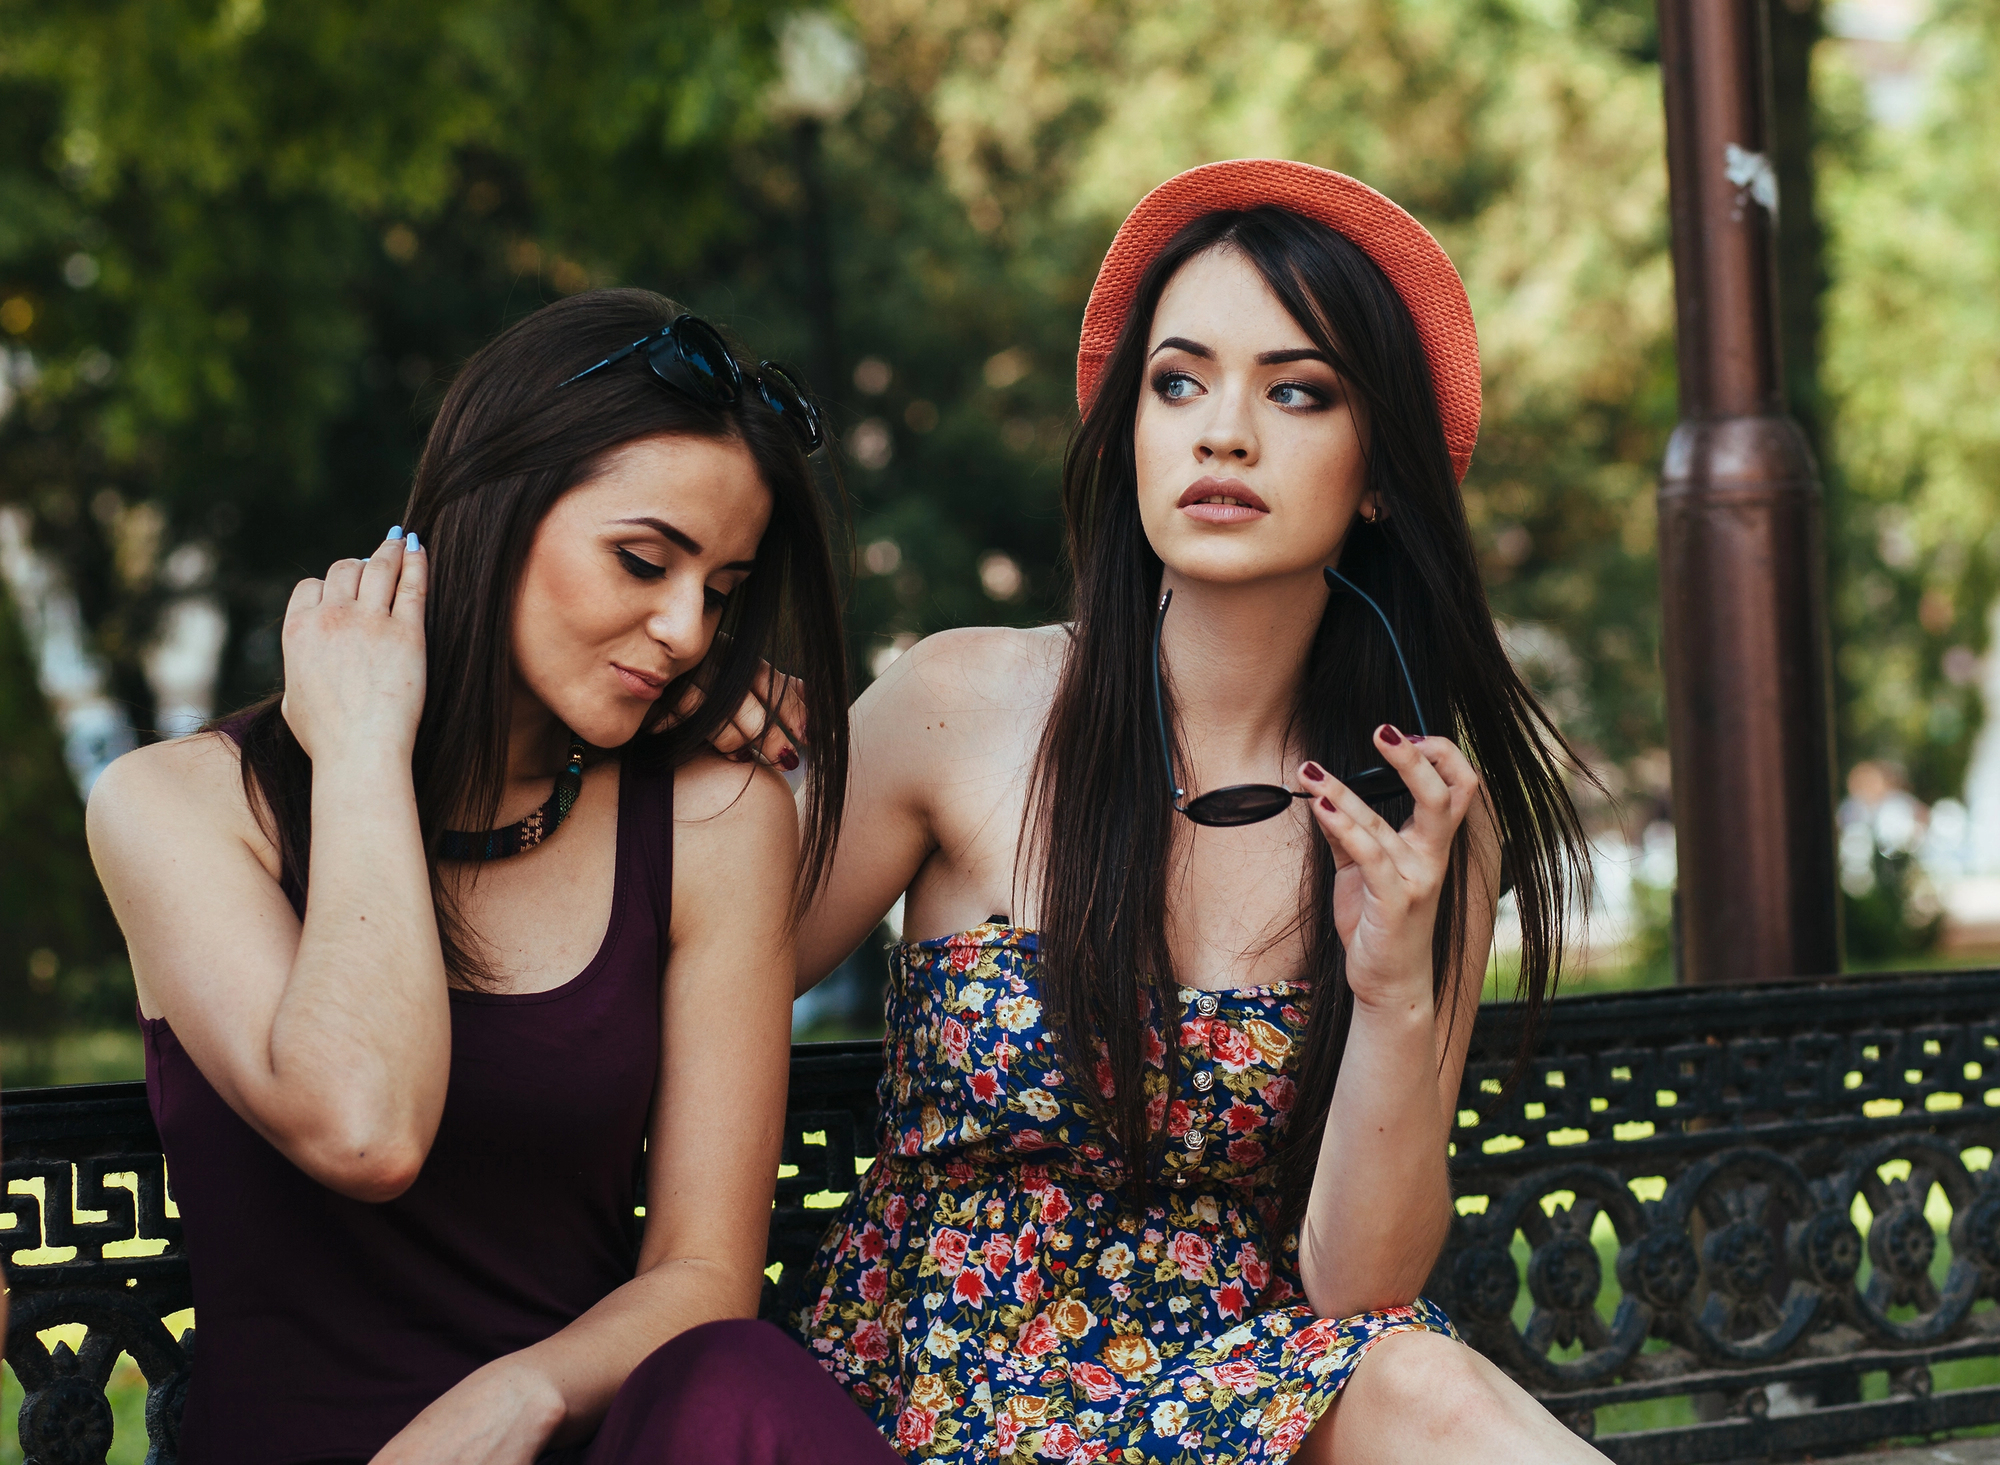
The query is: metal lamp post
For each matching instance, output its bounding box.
[1654,0,1842,984]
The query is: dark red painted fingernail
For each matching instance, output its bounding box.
[1319,796,1336,812]
[777,747,800,772]
[1379,725,1403,746]
[1409,734,1426,742]
[1302,761,1325,781]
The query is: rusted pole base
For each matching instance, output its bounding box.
[1659,416,1840,984]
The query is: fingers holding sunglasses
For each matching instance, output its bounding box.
[1384,728,1481,851]
[1299,764,1421,886]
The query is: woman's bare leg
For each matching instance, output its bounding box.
[1294,1328,1610,1465]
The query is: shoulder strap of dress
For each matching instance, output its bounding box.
[620,745,676,959]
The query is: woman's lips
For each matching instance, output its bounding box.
[1177,477,1270,525]
[613,664,667,700]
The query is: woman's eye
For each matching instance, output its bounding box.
[704,586,730,613]
[616,547,667,581]
[1269,381,1328,410]
[1152,370,1201,401]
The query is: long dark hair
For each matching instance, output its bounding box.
[1027,208,1590,1230]
[229,288,849,987]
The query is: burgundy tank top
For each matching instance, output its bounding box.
[143,737,672,1464]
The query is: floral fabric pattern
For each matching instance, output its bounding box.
[794,925,1455,1463]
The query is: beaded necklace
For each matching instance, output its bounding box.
[439,733,587,862]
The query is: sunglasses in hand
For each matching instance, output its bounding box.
[1152,567,1429,828]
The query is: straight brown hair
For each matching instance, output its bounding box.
[227,288,849,987]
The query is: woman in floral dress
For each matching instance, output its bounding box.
[779,162,1611,1463]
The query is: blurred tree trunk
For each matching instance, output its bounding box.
[0,585,125,1075]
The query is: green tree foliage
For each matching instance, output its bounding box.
[1821,0,2000,799]
[2,0,1993,1043]
[2,0,1683,754]
[0,0,808,718]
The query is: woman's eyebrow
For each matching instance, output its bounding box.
[1149,338,1330,367]
[609,515,755,571]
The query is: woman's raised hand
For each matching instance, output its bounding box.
[281,530,429,764]
[656,658,806,772]
[1298,728,1481,1011]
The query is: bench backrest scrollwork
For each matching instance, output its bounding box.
[9,969,2000,1465]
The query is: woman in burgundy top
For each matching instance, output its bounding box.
[86,291,897,1464]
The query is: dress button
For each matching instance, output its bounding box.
[1192,1070,1214,1092]
[1196,993,1219,1016]
[1185,1129,1206,1150]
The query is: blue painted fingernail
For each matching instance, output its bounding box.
[388,525,404,540]
[407,533,421,554]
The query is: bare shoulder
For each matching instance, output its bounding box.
[863,623,1068,746]
[670,753,797,948]
[671,751,798,851]
[87,731,268,863]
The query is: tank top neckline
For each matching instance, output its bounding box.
[447,755,636,1008]
[139,736,648,1021]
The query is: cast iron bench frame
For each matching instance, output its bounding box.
[9,968,2000,1464]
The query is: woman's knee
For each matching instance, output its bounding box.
[1345,1328,1512,1441]
[628,1319,809,1407]
[593,1319,896,1464]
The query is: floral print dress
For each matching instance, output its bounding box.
[794,925,1455,1464]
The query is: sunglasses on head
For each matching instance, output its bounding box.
[558,313,825,454]
[1152,566,1430,828]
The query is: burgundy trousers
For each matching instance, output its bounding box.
[565,1319,903,1464]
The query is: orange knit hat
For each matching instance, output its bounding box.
[1076,159,1482,483]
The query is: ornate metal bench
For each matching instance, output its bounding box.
[9,968,2000,1464]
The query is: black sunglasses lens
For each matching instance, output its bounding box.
[756,362,824,452]
[1185,784,1295,827]
[1344,764,1417,821]
[648,318,738,405]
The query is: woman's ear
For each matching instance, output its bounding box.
[1360,496,1385,525]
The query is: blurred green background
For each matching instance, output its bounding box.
[4,6,2000,1452]
[2,0,1998,1085]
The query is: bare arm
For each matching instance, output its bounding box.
[1294,732,1500,1319]
[87,536,447,1201]
[372,755,800,1462]
[791,634,958,990]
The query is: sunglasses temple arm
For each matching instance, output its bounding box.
[556,335,649,389]
[1152,590,1186,804]
[1324,567,1429,736]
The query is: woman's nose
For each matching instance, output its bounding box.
[1194,387,1257,462]
[646,585,710,660]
